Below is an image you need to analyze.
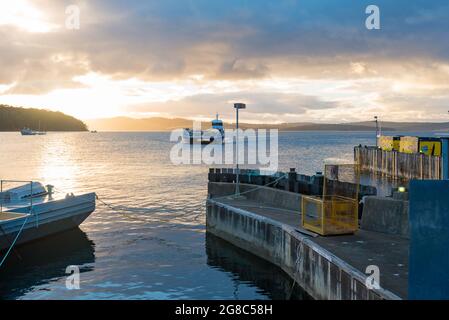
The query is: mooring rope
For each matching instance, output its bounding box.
[54,173,289,226]
[0,173,290,269]
[0,214,30,268]
[207,173,288,202]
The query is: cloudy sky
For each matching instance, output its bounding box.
[0,0,448,123]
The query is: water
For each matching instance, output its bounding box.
[0,131,430,299]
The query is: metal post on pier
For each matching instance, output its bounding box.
[440,137,449,180]
[374,116,379,148]
[234,103,246,196]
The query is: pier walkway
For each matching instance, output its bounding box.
[216,197,408,298]
[207,182,409,300]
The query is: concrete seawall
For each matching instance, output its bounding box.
[207,182,405,300]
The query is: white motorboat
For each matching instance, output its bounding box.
[0,181,96,252]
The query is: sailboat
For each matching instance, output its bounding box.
[20,121,46,136]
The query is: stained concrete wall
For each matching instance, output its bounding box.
[361,196,409,239]
[206,199,400,300]
[208,182,303,212]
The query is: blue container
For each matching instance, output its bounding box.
[409,180,449,299]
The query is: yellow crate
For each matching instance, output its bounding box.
[400,136,419,154]
[301,195,358,236]
[378,136,401,151]
[378,136,394,151]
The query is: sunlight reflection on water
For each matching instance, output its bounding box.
[0,131,425,299]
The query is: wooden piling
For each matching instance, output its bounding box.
[354,146,441,180]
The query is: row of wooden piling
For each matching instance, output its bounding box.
[354,146,441,180]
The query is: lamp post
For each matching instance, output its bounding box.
[234,103,246,196]
[374,116,379,147]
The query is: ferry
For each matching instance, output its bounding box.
[183,114,225,145]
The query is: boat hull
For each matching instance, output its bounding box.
[182,128,224,145]
[0,193,96,251]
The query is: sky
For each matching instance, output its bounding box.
[0,0,448,123]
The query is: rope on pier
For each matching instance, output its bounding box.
[95,195,165,223]
[208,173,288,202]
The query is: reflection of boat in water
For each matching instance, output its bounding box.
[0,181,96,251]
[205,232,311,300]
[0,228,95,299]
[183,114,225,145]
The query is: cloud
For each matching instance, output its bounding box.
[0,0,448,122]
[125,91,341,123]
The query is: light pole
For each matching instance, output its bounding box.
[374,116,379,147]
[234,103,246,196]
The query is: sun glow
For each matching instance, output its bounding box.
[0,0,57,33]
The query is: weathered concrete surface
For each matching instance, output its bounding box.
[205,232,312,300]
[361,196,409,239]
[207,182,408,300]
[208,182,303,212]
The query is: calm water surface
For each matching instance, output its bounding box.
[0,131,427,299]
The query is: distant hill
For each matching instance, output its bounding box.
[86,117,197,131]
[87,116,449,132]
[0,105,88,132]
[346,121,449,132]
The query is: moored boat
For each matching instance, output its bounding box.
[20,128,46,136]
[0,181,96,252]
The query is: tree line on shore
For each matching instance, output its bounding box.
[0,105,87,131]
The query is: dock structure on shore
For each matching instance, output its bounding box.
[206,169,407,300]
[354,146,441,180]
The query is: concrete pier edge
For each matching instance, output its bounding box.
[206,199,402,300]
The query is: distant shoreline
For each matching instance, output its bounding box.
[1,129,441,134]
[86,116,449,133]
[0,105,88,132]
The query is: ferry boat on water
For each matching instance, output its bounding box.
[183,114,225,145]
